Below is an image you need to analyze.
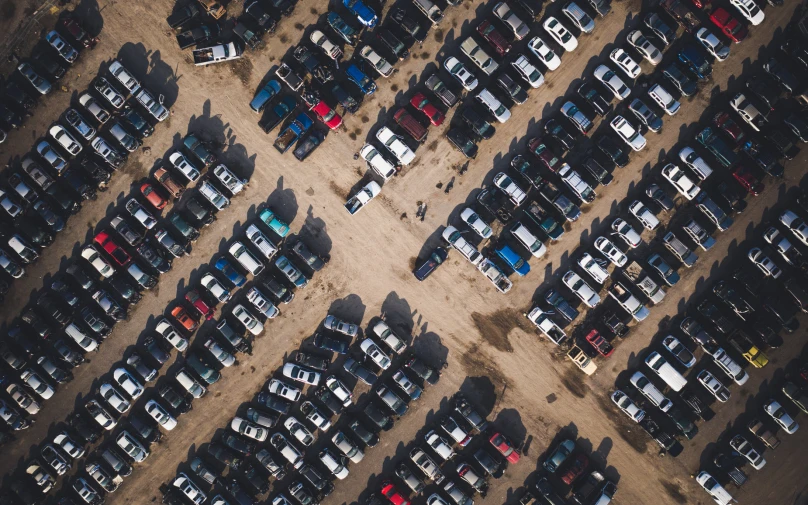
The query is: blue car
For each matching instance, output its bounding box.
[343,0,377,28]
[214,258,247,287]
[345,64,376,95]
[495,244,530,276]
[677,46,711,80]
[413,247,448,281]
[249,80,281,113]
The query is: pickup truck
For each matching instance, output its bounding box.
[476,188,513,224]
[683,219,716,251]
[663,231,698,267]
[260,96,297,133]
[277,63,304,91]
[526,305,568,345]
[524,202,563,240]
[183,134,217,168]
[344,181,381,215]
[567,345,597,375]
[727,329,769,368]
[697,127,739,168]
[412,0,444,25]
[477,258,513,293]
[558,165,596,204]
[661,0,699,33]
[234,22,263,50]
[622,261,666,304]
[193,42,242,66]
[293,46,333,84]
[585,329,613,357]
[425,74,459,108]
[454,395,488,432]
[639,418,676,451]
[538,180,581,222]
[167,4,201,29]
[544,289,579,322]
[274,113,313,154]
[198,0,226,19]
[176,24,220,49]
[608,281,650,321]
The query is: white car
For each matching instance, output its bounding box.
[630,372,673,412]
[577,253,609,284]
[627,30,661,65]
[697,370,731,402]
[199,180,230,210]
[145,399,177,430]
[611,390,645,422]
[594,236,627,266]
[100,383,131,413]
[730,0,764,25]
[54,432,85,459]
[748,248,782,278]
[116,431,149,462]
[696,472,734,505]
[200,273,231,303]
[232,304,264,336]
[780,210,808,246]
[204,338,236,367]
[678,147,713,180]
[376,127,415,165]
[444,56,478,91]
[319,448,349,479]
[169,152,201,182]
[174,473,206,504]
[268,379,302,402]
[332,431,364,462]
[476,88,511,123]
[543,17,578,52]
[764,399,798,434]
[729,435,766,470]
[695,28,730,61]
[360,338,391,369]
[609,48,641,79]
[156,318,189,350]
[359,45,394,77]
[213,164,246,195]
[611,218,643,248]
[494,2,529,40]
[126,199,157,229]
[730,93,764,131]
[425,430,456,461]
[442,226,482,265]
[310,30,342,61]
[629,200,659,230]
[360,144,396,180]
[45,30,78,62]
[527,36,561,71]
[282,363,321,385]
[81,245,114,277]
[372,321,407,354]
[610,115,646,151]
[94,77,125,108]
[493,172,526,205]
[113,368,144,399]
[231,417,268,441]
[21,370,54,400]
[511,55,544,88]
[49,125,82,156]
[109,60,140,94]
[594,64,630,100]
[562,271,601,308]
[460,208,492,239]
[763,227,801,266]
[284,417,315,445]
[323,315,358,337]
[246,287,280,318]
[662,163,700,200]
[326,376,353,406]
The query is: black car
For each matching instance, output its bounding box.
[68,412,101,444]
[544,119,575,151]
[377,29,409,60]
[460,107,496,140]
[136,241,171,273]
[294,352,330,371]
[259,96,297,134]
[18,217,54,247]
[740,140,782,177]
[390,8,427,43]
[108,275,142,305]
[781,37,808,69]
[53,338,85,367]
[261,277,294,304]
[495,72,528,105]
[299,464,335,497]
[512,155,543,188]
[122,105,154,138]
[239,463,270,495]
[7,326,39,357]
[208,443,243,470]
[763,296,799,332]
[347,417,379,447]
[577,81,612,117]
[663,64,697,96]
[143,335,171,364]
[315,386,345,415]
[256,392,291,415]
[36,294,70,327]
[363,401,393,431]
[291,240,327,271]
[330,83,359,114]
[696,300,734,334]
[515,0,541,17]
[766,125,800,160]
[751,318,780,348]
[245,1,277,34]
[413,247,448,281]
[183,197,215,227]
[79,158,112,190]
[111,215,144,246]
[80,306,112,337]
[32,51,66,80]
[313,331,349,353]
[5,81,35,110]
[221,433,256,456]
[227,479,258,505]
[666,406,698,439]
[159,383,192,413]
[404,356,439,384]
[595,135,629,167]
[62,168,96,201]
[128,415,162,445]
[582,157,613,187]
[474,448,502,476]
[603,311,629,337]
[678,388,706,418]
[0,104,22,129]
[343,357,378,385]
[763,58,799,94]
[713,182,747,214]
[645,184,673,211]
[713,281,753,319]
[293,130,325,162]
[37,355,72,383]
[169,212,200,241]
[446,128,478,159]
[784,113,808,142]
[745,76,780,111]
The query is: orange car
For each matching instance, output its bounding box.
[171,306,199,332]
[140,182,169,210]
[153,167,185,199]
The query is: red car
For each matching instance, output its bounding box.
[731,165,764,196]
[93,231,131,266]
[185,289,215,320]
[410,93,445,126]
[585,329,614,357]
[140,182,169,210]
[713,112,745,145]
[560,453,588,485]
[528,137,562,172]
[380,481,409,505]
[710,8,748,43]
[61,16,98,48]
[690,0,710,8]
[489,432,521,464]
[311,100,343,130]
[476,20,511,56]
[171,306,199,332]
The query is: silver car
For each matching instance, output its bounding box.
[18,63,51,94]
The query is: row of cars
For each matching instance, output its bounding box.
[0,56,171,302]
[165,314,441,505]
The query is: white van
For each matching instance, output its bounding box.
[509,222,547,258]
[648,84,680,115]
[229,241,264,275]
[645,352,687,391]
[245,224,278,259]
[630,371,673,412]
[175,368,207,398]
[65,323,99,352]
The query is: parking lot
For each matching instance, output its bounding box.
[1,0,808,504]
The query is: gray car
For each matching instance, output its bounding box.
[18,63,51,94]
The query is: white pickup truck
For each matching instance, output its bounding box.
[193,42,242,66]
[526,306,568,345]
[622,261,666,304]
[344,181,381,215]
[608,281,650,321]
[477,258,512,293]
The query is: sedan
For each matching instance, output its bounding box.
[562,271,600,307]
[54,432,85,459]
[94,77,124,108]
[18,63,51,94]
[204,338,235,367]
[611,218,642,248]
[594,65,630,100]
[45,30,78,62]
[646,184,674,211]
[543,17,577,51]
[731,165,764,196]
[528,36,561,71]
[231,417,268,441]
[780,210,808,246]
[644,12,676,45]
[764,399,798,434]
[545,119,575,151]
[410,93,444,126]
[511,55,544,88]
[748,248,782,278]
[282,363,321,385]
[323,315,357,337]
[627,30,662,65]
[232,304,264,336]
[145,399,177,430]
[359,46,394,77]
[544,439,574,473]
[696,28,730,61]
[460,208,493,239]
[360,338,391,369]
[489,432,520,463]
[37,141,67,173]
[610,49,641,79]
[113,368,144,399]
[697,370,731,402]
[662,163,700,200]
[276,255,308,288]
[81,245,115,277]
[611,390,645,422]
[49,125,82,155]
[100,383,131,413]
[444,56,478,91]
[139,182,168,210]
[594,236,627,266]
[494,2,529,40]
[730,0,764,25]
[663,336,696,368]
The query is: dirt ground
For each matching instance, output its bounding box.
[1,0,808,504]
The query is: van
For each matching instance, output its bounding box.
[663,232,698,267]
[101,448,132,477]
[476,88,511,123]
[65,323,99,352]
[644,352,687,391]
[648,84,680,115]
[229,241,264,275]
[412,0,444,25]
[495,244,530,276]
[394,108,428,143]
[175,368,207,398]
[509,221,547,258]
[630,371,673,412]
[696,193,733,231]
[562,2,595,33]
[245,224,278,259]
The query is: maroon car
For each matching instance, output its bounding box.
[185,289,215,320]
[61,16,98,48]
[528,137,562,172]
[731,165,764,196]
[477,20,511,56]
[560,453,588,485]
[713,112,746,145]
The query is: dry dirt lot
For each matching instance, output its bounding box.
[1,0,808,504]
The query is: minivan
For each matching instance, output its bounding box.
[648,84,680,115]
[509,221,547,258]
[630,371,673,412]
[476,88,511,123]
[229,241,264,275]
[645,352,687,391]
[393,108,428,143]
[175,368,207,398]
[562,2,595,33]
[495,244,530,276]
